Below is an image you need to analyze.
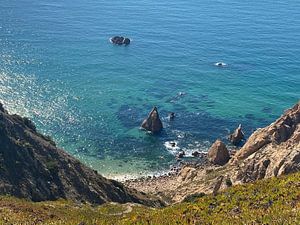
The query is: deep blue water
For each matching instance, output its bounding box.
[1,0,299,178]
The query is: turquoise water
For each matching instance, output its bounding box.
[1,0,299,179]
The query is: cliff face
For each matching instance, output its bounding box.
[233,101,300,182]
[0,103,163,207]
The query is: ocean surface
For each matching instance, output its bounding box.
[1,0,299,179]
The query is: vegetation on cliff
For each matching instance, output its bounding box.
[0,171,300,224]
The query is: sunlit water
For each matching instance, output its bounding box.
[1,0,299,179]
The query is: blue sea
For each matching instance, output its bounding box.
[1,0,299,179]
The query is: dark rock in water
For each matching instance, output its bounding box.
[229,124,245,145]
[177,151,185,159]
[215,62,227,67]
[208,140,230,166]
[169,112,175,120]
[192,151,200,157]
[141,107,163,134]
[0,103,163,207]
[123,38,130,45]
[0,103,5,112]
[110,36,131,46]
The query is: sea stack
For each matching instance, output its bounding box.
[141,107,163,134]
[229,124,245,145]
[208,140,230,166]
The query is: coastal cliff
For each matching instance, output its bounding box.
[126,101,300,203]
[0,101,299,224]
[0,103,162,207]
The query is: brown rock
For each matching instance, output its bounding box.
[234,100,300,182]
[229,124,245,145]
[235,101,300,160]
[208,140,230,165]
[141,107,163,133]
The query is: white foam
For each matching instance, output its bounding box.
[164,140,181,155]
[215,62,227,67]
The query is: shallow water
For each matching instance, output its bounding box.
[0,0,299,178]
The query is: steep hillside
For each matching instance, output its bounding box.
[0,103,162,207]
[1,170,299,224]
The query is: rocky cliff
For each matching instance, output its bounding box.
[233,100,300,182]
[0,103,163,207]
[126,101,300,203]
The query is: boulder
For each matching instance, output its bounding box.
[229,124,245,145]
[208,140,230,165]
[141,107,163,134]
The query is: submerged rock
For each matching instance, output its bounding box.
[229,124,245,145]
[141,107,163,134]
[208,140,230,166]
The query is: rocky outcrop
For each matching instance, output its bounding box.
[141,107,163,134]
[0,103,163,207]
[233,101,300,182]
[235,102,300,160]
[110,36,131,45]
[208,140,230,166]
[229,124,245,145]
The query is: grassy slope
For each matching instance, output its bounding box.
[1,172,300,225]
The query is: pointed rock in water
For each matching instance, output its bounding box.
[208,140,230,166]
[229,124,245,145]
[141,107,163,134]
